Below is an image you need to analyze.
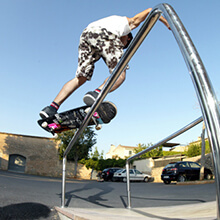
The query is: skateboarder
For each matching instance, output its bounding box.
[40,8,171,118]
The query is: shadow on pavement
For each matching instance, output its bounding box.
[0,202,52,219]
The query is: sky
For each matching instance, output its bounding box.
[0,0,220,157]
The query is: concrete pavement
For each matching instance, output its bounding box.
[56,201,217,220]
[0,170,216,219]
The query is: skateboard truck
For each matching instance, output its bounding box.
[40,121,56,136]
[85,107,102,130]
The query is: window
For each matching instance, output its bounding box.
[179,162,190,168]
[135,170,142,174]
[189,162,200,168]
[8,154,26,173]
[129,170,134,174]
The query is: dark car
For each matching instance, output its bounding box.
[161,161,213,184]
[101,167,123,181]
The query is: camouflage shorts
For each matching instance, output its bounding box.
[76,27,124,80]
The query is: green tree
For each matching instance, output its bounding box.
[90,146,104,159]
[133,143,163,158]
[56,127,97,177]
[185,143,201,157]
[186,138,210,158]
[80,157,127,172]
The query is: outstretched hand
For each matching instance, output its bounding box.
[167,24,171,30]
[159,16,171,30]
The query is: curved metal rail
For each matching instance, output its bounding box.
[61,3,220,218]
[125,3,220,219]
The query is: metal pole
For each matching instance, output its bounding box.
[61,156,67,208]
[126,116,203,208]
[157,4,220,218]
[126,161,131,209]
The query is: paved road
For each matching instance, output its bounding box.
[0,170,216,219]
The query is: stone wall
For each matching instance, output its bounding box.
[151,167,164,182]
[0,132,93,179]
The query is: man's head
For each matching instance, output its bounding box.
[120,33,133,49]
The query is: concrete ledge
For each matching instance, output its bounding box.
[55,201,216,220]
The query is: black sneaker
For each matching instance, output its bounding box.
[97,102,117,123]
[39,106,57,119]
[83,91,99,106]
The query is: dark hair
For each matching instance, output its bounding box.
[123,32,133,49]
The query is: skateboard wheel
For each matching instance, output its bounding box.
[85,107,90,114]
[95,124,102,130]
[41,122,48,128]
[53,133,58,138]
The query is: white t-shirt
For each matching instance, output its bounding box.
[87,15,131,37]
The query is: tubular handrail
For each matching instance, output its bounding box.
[61,3,220,219]
[126,116,203,209]
[125,3,220,219]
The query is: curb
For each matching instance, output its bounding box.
[176,179,215,185]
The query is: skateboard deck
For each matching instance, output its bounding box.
[38,101,117,135]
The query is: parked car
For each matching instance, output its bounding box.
[113,169,151,182]
[101,167,123,181]
[161,161,213,184]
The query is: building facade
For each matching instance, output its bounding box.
[106,144,137,159]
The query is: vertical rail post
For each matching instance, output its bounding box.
[61,156,67,207]
[126,161,131,209]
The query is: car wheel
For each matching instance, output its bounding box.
[112,177,116,182]
[205,173,213,180]
[177,174,186,182]
[163,180,171,184]
[143,177,149,182]
[123,177,127,182]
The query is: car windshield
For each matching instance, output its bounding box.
[115,169,123,174]
[135,170,142,174]
[165,163,176,168]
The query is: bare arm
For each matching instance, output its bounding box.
[127,8,171,30]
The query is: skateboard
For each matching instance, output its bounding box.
[38,101,117,135]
